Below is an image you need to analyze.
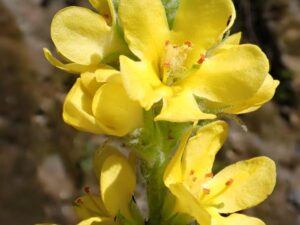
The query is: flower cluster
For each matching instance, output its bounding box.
[42,0,278,225]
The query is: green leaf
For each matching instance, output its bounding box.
[161,0,180,28]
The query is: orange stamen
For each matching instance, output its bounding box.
[190,170,195,176]
[76,198,83,205]
[84,186,91,194]
[184,41,192,47]
[205,172,214,178]
[165,40,170,46]
[197,54,206,64]
[226,178,234,186]
[192,177,197,182]
[203,188,210,194]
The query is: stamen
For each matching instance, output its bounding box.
[203,188,210,194]
[163,62,171,69]
[205,172,214,178]
[165,40,170,46]
[197,54,206,64]
[226,178,234,186]
[184,41,192,47]
[192,177,197,182]
[84,186,91,194]
[190,170,195,176]
[75,198,83,205]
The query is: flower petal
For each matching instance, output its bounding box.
[204,157,276,213]
[168,183,211,225]
[199,75,279,115]
[62,79,106,134]
[77,217,114,225]
[92,76,143,136]
[93,145,123,180]
[229,74,279,114]
[74,195,108,220]
[51,6,110,65]
[119,0,169,63]
[186,44,269,104]
[101,154,136,216]
[164,127,193,186]
[155,89,215,122]
[43,48,95,73]
[210,211,265,225]
[120,56,169,110]
[182,121,228,182]
[89,0,115,24]
[171,0,235,65]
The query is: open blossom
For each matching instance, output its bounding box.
[164,121,276,225]
[63,66,143,136]
[74,145,136,225]
[44,0,129,73]
[119,0,279,122]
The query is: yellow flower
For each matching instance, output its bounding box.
[74,145,136,225]
[63,66,143,136]
[164,121,276,225]
[118,0,279,122]
[44,0,129,73]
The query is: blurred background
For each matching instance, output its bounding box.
[0,0,300,224]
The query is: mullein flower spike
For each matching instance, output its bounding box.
[42,0,278,225]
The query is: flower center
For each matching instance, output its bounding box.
[160,40,205,86]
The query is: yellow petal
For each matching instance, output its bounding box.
[74,195,107,220]
[222,32,242,45]
[182,121,228,182]
[43,48,95,73]
[210,211,265,225]
[164,128,193,186]
[62,79,106,134]
[185,44,269,104]
[204,157,276,213]
[93,145,123,180]
[77,217,114,225]
[168,183,211,225]
[92,76,143,136]
[171,0,235,66]
[89,0,115,24]
[101,154,136,216]
[119,0,169,63]
[51,6,110,65]
[80,66,119,95]
[155,88,215,122]
[228,74,279,114]
[120,56,169,110]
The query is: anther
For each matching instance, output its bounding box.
[190,170,195,176]
[184,41,192,47]
[75,198,83,205]
[203,188,210,194]
[84,186,91,194]
[165,40,170,46]
[163,62,171,69]
[205,172,214,178]
[225,178,234,186]
[192,177,197,182]
[197,54,206,64]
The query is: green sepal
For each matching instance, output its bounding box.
[161,0,180,28]
[129,199,144,225]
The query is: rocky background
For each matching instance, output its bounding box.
[0,0,299,224]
